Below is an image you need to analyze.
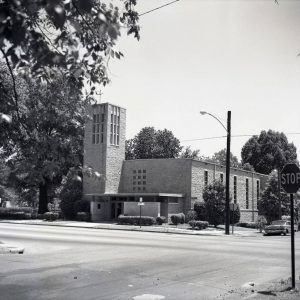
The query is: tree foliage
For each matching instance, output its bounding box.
[241,130,298,175]
[209,148,239,167]
[259,170,290,223]
[0,0,139,93]
[180,146,200,159]
[0,63,85,213]
[59,170,83,219]
[125,127,182,160]
[202,181,226,227]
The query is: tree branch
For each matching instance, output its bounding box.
[0,47,30,133]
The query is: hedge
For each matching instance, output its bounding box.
[43,212,59,221]
[117,215,155,226]
[156,216,167,225]
[189,220,209,230]
[170,213,185,225]
[0,207,34,219]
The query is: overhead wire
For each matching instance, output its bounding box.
[181,133,300,143]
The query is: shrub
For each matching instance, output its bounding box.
[117,215,155,226]
[189,220,209,230]
[194,201,206,221]
[185,210,197,223]
[170,214,180,225]
[0,207,34,219]
[178,213,185,224]
[59,171,82,219]
[156,216,167,225]
[43,212,59,221]
[76,212,90,222]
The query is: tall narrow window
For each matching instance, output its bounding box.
[100,109,105,143]
[233,176,237,203]
[246,178,249,209]
[110,106,120,145]
[204,170,208,187]
[256,180,260,208]
[92,114,100,144]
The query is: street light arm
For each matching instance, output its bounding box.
[200,112,227,132]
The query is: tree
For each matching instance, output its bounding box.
[125,138,136,160]
[0,64,85,214]
[210,148,240,167]
[153,129,182,158]
[180,146,200,159]
[0,0,139,95]
[259,170,290,223]
[125,127,182,159]
[202,181,226,227]
[60,170,83,219]
[241,130,298,175]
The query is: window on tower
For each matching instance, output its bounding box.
[110,106,120,146]
[92,113,100,144]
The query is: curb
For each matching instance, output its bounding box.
[0,220,260,237]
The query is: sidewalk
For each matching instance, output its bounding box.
[0,219,261,237]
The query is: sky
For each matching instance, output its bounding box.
[102,0,300,161]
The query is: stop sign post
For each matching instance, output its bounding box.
[280,163,300,289]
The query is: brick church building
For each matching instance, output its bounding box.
[83,103,268,222]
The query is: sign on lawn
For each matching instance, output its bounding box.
[280,163,300,194]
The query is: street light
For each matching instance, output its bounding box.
[200,110,231,235]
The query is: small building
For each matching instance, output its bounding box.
[83,103,268,222]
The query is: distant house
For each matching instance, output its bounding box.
[83,103,268,222]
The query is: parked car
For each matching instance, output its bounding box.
[264,220,297,236]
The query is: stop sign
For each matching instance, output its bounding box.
[280,163,300,194]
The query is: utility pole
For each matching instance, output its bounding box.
[225,111,231,235]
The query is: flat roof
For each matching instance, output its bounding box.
[85,193,184,198]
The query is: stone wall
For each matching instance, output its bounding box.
[83,103,125,197]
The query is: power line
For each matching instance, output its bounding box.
[139,0,180,17]
[181,132,300,143]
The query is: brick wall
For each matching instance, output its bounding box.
[119,159,192,213]
[191,160,268,222]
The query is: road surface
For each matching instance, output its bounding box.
[0,223,299,300]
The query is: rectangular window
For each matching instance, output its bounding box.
[97,203,101,210]
[246,178,249,209]
[92,114,100,144]
[233,176,237,203]
[110,106,120,146]
[256,180,260,208]
[204,170,208,187]
[220,173,224,183]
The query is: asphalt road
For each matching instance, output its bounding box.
[0,223,299,300]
